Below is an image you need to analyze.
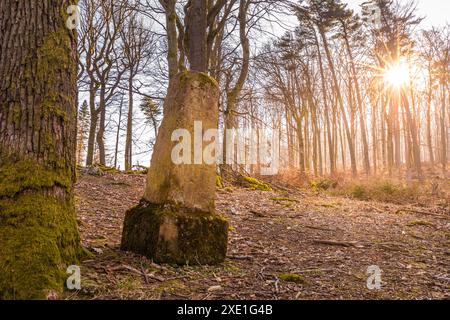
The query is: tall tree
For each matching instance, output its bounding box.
[78,0,129,166]
[121,12,154,171]
[121,0,231,265]
[296,0,358,177]
[0,0,82,299]
[338,14,371,176]
[140,96,161,141]
[77,100,90,165]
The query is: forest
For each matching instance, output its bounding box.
[0,0,449,301]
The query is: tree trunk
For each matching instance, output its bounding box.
[0,0,82,299]
[402,90,422,178]
[86,86,98,166]
[440,83,447,172]
[295,116,306,175]
[122,1,229,266]
[121,72,228,265]
[96,90,107,165]
[222,0,250,169]
[186,0,207,72]
[114,95,124,169]
[161,0,179,79]
[426,73,434,167]
[371,95,378,174]
[125,78,134,171]
[387,92,396,175]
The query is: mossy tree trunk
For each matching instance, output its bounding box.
[0,0,82,299]
[121,71,229,265]
[121,1,232,265]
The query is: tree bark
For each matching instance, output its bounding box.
[186,0,208,72]
[0,0,82,299]
[426,70,434,167]
[96,88,107,166]
[160,0,179,78]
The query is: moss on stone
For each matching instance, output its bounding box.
[121,201,229,265]
[310,178,338,191]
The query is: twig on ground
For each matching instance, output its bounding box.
[313,240,364,248]
[227,255,254,261]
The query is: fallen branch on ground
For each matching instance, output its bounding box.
[313,240,364,248]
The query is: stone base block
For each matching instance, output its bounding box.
[121,202,229,265]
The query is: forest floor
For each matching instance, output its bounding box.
[68,172,450,300]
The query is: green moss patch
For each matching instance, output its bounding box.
[0,157,82,299]
[216,176,223,189]
[0,192,81,299]
[121,201,229,265]
[242,177,272,192]
[278,273,306,284]
[0,159,72,198]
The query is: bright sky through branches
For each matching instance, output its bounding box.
[346,0,450,27]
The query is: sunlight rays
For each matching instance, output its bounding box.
[383,60,411,88]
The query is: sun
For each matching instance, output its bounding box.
[383,61,410,88]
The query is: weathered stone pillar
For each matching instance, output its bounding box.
[121,71,228,265]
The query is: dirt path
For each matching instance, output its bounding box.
[69,173,450,300]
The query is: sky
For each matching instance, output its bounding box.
[346,0,450,27]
